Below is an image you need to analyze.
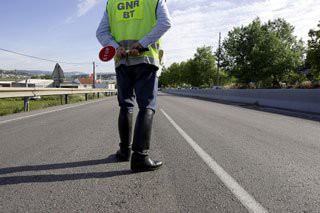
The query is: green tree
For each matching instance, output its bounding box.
[167,62,182,87]
[192,46,217,87]
[41,74,52,79]
[220,18,304,88]
[159,62,183,87]
[159,46,220,88]
[31,75,39,79]
[306,21,320,80]
[159,66,172,87]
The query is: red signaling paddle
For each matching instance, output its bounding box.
[99,46,116,62]
[99,46,149,62]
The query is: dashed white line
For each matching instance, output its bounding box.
[161,108,268,213]
[0,99,110,125]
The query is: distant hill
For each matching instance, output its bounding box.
[16,70,51,76]
[1,69,115,80]
[16,70,86,77]
[64,72,87,77]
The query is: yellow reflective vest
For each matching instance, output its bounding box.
[107,0,160,67]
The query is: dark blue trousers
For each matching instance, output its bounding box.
[115,64,158,111]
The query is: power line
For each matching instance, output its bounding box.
[0,47,92,65]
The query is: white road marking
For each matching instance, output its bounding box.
[0,99,110,125]
[161,108,268,213]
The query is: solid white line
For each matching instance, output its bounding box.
[0,99,110,125]
[160,108,268,213]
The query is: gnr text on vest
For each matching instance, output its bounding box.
[117,0,140,19]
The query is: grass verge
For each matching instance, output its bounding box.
[0,93,107,116]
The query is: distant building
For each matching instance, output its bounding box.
[0,81,13,87]
[13,79,54,88]
[77,78,95,88]
[59,80,81,88]
[106,81,116,90]
[4,76,116,90]
[72,78,116,90]
[95,83,107,89]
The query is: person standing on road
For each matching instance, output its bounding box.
[96,0,171,172]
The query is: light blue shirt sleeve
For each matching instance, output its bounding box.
[96,9,119,49]
[139,0,172,47]
[96,0,171,48]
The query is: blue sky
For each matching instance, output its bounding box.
[0,0,319,74]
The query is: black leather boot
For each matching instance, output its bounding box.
[116,108,133,161]
[131,152,163,172]
[131,109,162,172]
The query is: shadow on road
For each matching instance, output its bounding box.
[0,170,132,186]
[0,154,120,175]
[0,154,133,186]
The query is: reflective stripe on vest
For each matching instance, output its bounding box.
[107,0,160,67]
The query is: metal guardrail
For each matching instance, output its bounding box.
[0,87,117,112]
[0,88,117,98]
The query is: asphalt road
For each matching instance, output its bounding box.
[0,93,320,212]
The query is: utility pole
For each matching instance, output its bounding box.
[217,32,221,86]
[93,61,96,89]
[24,78,29,111]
